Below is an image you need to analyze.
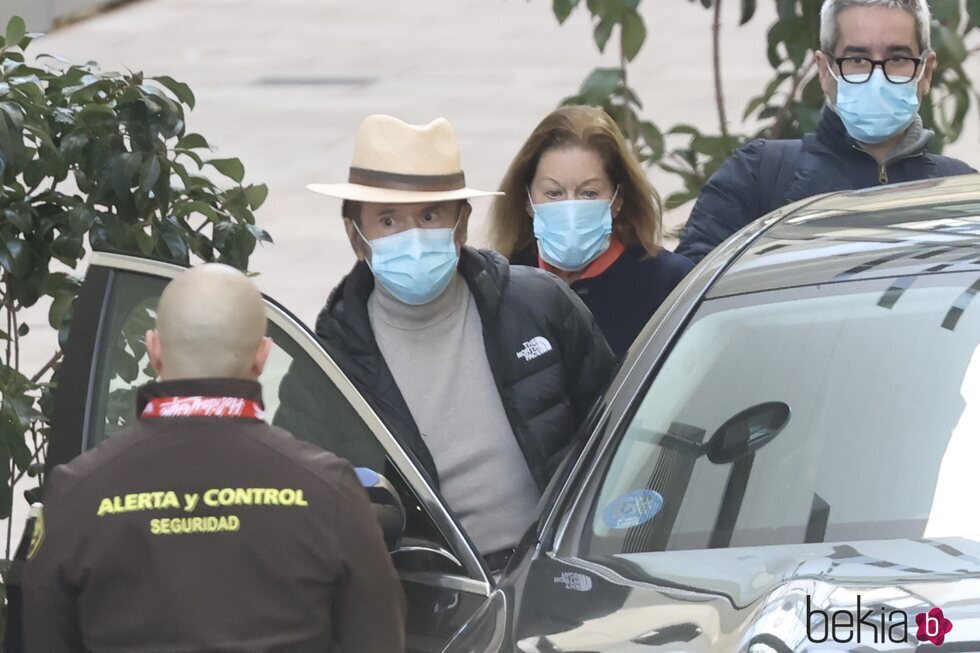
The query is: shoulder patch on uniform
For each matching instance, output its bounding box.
[516,336,552,361]
[27,507,45,560]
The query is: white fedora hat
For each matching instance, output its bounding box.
[307,114,503,204]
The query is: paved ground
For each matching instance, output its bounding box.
[3,0,980,546]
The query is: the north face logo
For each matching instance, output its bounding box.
[516,336,552,361]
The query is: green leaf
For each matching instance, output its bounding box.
[621,12,646,62]
[767,15,811,68]
[0,461,12,519]
[48,293,74,330]
[739,0,756,25]
[39,272,81,296]
[157,225,189,263]
[50,232,84,266]
[139,156,162,193]
[3,208,31,234]
[5,16,26,49]
[68,205,96,234]
[969,0,980,29]
[665,190,698,209]
[77,103,116,123]
[22,158,45,189]
[176,133,209,150]
[577,68,623,105]
[151,75,196,109]
[208,157,245,183]
[937,25,968,62]
[742,95,766,121]
[245,223,272,243]
[59,133,89,162]
[638,121,665,162]
[244,183,269,210]
[17,323,28,337]
[180,200,219,222]
[593,17,615,52]
[774,0,794,20]
[136,229,153,255]
[931,0,960,24]
[176,148,205,169]
[668,123,701,136]
[0,238,29,277]
[553,0,579,24]
[113,349,140,384]
[110,152,142,199]
[0,102,25,173]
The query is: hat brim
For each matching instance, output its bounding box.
[306,183,503,204]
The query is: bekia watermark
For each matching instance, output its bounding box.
[806,595,953,646]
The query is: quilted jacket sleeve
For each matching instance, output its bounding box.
[675,139,767,264]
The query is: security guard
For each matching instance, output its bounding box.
[22,264,405,652]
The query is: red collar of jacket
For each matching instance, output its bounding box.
[538,236,626,281]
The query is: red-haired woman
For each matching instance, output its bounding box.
[489,106,693,359]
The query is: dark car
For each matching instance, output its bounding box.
[42,174,980,652]
[441,174,980,652]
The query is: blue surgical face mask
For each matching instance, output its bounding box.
[833,68,921,144]
[353,219,460,306]
[530,188,618,271]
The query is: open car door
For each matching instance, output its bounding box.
[45,252,491,652]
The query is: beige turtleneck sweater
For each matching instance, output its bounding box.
[368,274,540,554]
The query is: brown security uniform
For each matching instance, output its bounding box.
[22,378,405,653]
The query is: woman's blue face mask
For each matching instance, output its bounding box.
[352,217,461,305]
[529,187,618,271]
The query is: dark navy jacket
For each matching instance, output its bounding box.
[676,108,976,263]
[567,247,693,359]
[512,245,693,360]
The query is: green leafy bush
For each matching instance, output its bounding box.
[0,13,272,570]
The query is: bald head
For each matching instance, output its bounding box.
[146,264,271,381]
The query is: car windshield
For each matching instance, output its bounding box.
[578,272,980,557]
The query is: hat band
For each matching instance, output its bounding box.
[348,167,466,192]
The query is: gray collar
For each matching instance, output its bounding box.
[826,100,934,162]
[880,115,933,164]
[852,114,934,164]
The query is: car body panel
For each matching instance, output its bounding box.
[501,539,980,652]
[444,175,980,652]
[709,175,980,299]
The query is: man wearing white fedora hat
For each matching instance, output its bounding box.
[295,114,616,570]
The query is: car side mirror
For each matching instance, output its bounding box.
[354,468,405,551]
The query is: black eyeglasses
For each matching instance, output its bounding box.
[829,53,925,84]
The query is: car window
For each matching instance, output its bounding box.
[88,272,383,470]
[573,272,980,558]
[85,268,452,553]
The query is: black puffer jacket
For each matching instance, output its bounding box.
[315,247,616,492]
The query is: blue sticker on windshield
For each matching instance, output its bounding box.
[354,467,380,488]
[602,490,663,529]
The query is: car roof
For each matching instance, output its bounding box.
[706,173,980,299]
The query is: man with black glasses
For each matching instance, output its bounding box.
[676,0,975,264]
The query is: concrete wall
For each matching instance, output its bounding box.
[3,0,112,33]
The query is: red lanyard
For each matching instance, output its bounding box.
[141,396,265,420]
